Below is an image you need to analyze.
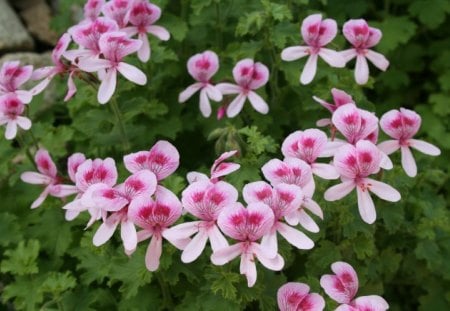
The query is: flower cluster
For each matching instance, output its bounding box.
[31,0,170,105]
[282,14,388,85]
[0,61,42,139]
[179,51,269,119]
[277,261,389,311]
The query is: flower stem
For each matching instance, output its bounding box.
[156,273,174,310]
[16,132,37,170]
[109,97,130,151]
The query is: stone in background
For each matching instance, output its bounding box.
[0,0,34,52]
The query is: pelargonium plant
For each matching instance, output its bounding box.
[1,0,445,310]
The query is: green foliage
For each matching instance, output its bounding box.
[1,0,449,310]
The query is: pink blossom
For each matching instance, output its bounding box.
[67,17,119,61]
[21,149,77,209]
[102,0,133,28]
[0,61,33,103]
[341,19,389,85]
[332,104,379,145]
[90,169,157,252]
[261,157,323,227]
[123,1,170,62]
[313,88,355,127]
[0,94,31,139]
[123,140,179,181]
[186,150,240,184]
[63,157,118,225]
[281,14,345,85]
[178,51,222,117]
[320,261,389,311]
[84,0,105,21]
[378,108,440,177]
[164,180,238,263]
[78,31,147,104]
[277,282,325,311]
[62,153,87,220]
[281,129,339,179]
[31,33,77,101]
[211,202,284,287]
[216,59,269,118]
[128,186,186,271]
[324,140,401,224]
[243,182,314,257]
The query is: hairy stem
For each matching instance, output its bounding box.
[156,273,174,310]
[16,132,37,170]
[109,97,130,151]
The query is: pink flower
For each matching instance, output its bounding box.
[320,261,389,311]
[378,108,440,177]
[21,149,77,209]
[243,182,314,257]
[123,1,170,62]
[332,104,379,145]
[102,0,134,28]
[32,33,77,101]
[277,282,325,311]
[90,170,157,252]
[216,59,269,118]
[261,157,323,227]
[63,157,118,225]
[123,140,180,181]
[128,186,186,271]
[178,51,222,117]
[186,150,240,184]
[84,0,105,21]
[313,88,355,127]
[0,61,33,103]
[324,140,401,224]
[281,14,345,85]
[211,202,284,287]
[62,153,87,220]
[78,31,147,104]
[164,180,238,263]
[281,129,339,179]
[0,94,31,139]
[341,19,389,85]
[67,17,119,60]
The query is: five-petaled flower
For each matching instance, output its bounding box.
[341,19,389,85]
[211,202,284,287]
[277,282,325,311]
[281,14,345,85]
[320,261,389,311]
[216,59,269,118]
[378,108,441,177]
[324,140,401,224]
[178,51,222,117]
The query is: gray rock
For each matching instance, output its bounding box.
[20,0,58,45]
[0,51,52,68]
[0,0,34,52]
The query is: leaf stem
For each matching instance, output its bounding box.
[16,132,37,170]
[109,97,130,151]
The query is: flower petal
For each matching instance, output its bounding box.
[145,235,163,271]
[281,46,309,61]
[356,186,376,224]
[367,178,401,202]
[319,48,345,67]
[324,181,355,201]
[300,54,318,85]
[401,146,417,177]
[93,220,120,246]
[355,55,369,85]
[409,139,441,156]
[277,222,314,250]
[226,93,246,118]
[211,243,242,265]
[365,50,389,71]
[178,83,203,103]
[98,69,117,104]
[117,62,147,85]
[248,91,269,114]
[181,229,209,263]
[199,88,212,117]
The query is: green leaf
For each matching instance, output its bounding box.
[409,0,450,29]
[236,11,265,36]
[161,14,189,42]
[41,271,77,296]
[372,17,417,53]
[1,240,40,275]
